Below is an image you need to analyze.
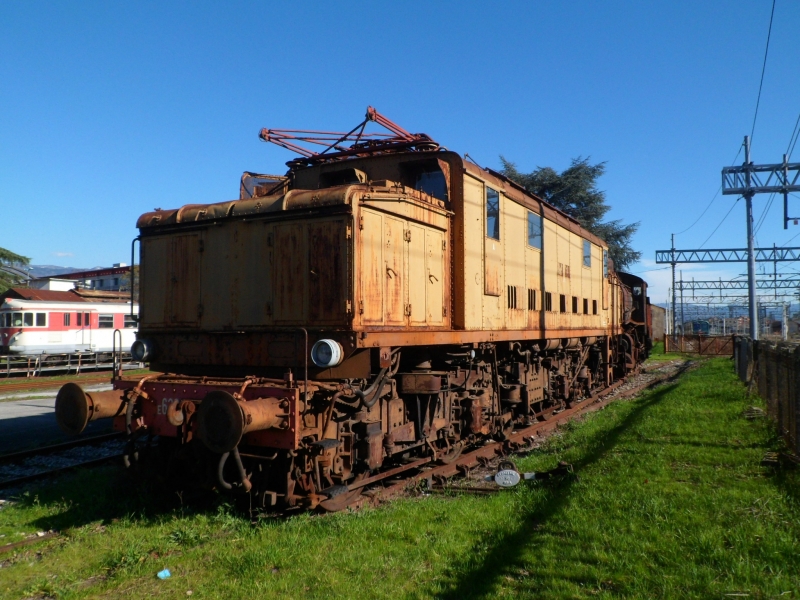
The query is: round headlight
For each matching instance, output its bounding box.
[311,339,344,368]
[131,339,152,362]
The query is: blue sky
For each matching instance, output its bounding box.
[2,1,798,304]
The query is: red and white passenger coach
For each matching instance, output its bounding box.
[0,288,138,354]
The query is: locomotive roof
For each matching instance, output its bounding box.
[136,151,607,249]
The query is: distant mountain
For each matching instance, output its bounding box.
[28,265,104,279]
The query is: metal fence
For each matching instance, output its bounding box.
[734,337,800,456]
[666,334,735,356]
[0,352,142,378]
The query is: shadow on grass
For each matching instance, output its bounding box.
[435,383,679,600]
[10,462,224,533]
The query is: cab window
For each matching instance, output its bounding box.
[527,212,542,249]
[486,188,500,240]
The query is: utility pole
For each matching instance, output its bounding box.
[782,303,788,341]
[680,269,685,335]
[720,136,800,340]
[744,136,759,339]
[671,234,677,341]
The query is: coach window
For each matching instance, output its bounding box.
[36,313,46,327]
[99,314,114,328]
[84,312,91,327]
[583,240,591,267]
[23,313,33,327]
[124,314,137,328]
[603,249,609,278]
[64,313,71,327]
[527,212,542,249]
[12,313,22,327]
[486,187,500,240]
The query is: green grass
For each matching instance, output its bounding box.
[0,358,797,599]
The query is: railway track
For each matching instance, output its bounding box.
[319,359,693,512]
[0,432,124,489]
[0,375,113,395]
[0,372,153,395]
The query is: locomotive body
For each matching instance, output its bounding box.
[56,113,649,510]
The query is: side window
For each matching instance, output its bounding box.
[583,298,588,314]
[12,312,22,327]
[486,187,500,240]
[98,314,114,328]
[593,300,598,315]
[527,212,542,249]
[583,240,591,267]
[36,313,46,327]
[23,313,33,327]
[603,249,609,278]
[545,292,553,311]
[572,296,578,313]
[559,294,566,313]
[64,313,71,326]
[124,314,137,328]
[77,313,82,326]
[84,312,91,327]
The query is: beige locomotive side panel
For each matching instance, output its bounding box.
[503,197,527,330]
[200,226,237,329]
[236,222,273,327]
[273,223,307,323]
[525,216,542,330]
[425,228,445,325]
[307,220,349,324]
[408,223,426,325]
[140,236,170,327]
[569,230,582,329]
[384,216,406,326]
[357,206,449,329]
[360,210,384,325]
[542,218,559,330]
[482,190,504,330]
[141,233,202,327]
[462,175,484,330]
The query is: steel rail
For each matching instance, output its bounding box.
[0,432,123,463]
[0,454,123,489]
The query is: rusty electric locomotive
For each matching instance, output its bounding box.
[55,108,651,510]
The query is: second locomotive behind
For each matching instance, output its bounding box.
[55,108,651,510]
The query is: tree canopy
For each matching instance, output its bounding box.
[0,246,31,293]
[499,156,641,271]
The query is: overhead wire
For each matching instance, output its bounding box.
[675,146,743,237]
[750,0,776,145]
[698,198,741,249]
